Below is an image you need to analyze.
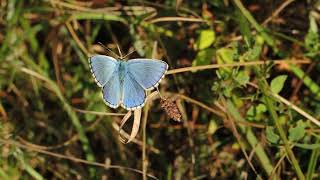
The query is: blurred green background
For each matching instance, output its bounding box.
[1,0,320,179]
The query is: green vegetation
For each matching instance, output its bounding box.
[1,0,320,179]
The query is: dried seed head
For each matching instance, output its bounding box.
[160,98,182,122]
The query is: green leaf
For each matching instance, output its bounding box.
[192,49,214,66]
[194,29,215,50]
[289,64,320,99]
[246,103,267,121]
[235,71,249,86]
[288,120,307,142]
[217,48,236,64]
[270,75,287,94]
[216,47,237,75]
[234,8,253,47]
[223,85,233,97]
[207,120,218,135]
[294,143,320,150]
[242,40,262,61]
[266,126,280,144]
[304,15,319,58]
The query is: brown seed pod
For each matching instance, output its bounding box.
[160,98,182,122]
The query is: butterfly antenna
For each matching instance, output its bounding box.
[116,43,123,59]
[122,49,136,59]
[98,42,120,59]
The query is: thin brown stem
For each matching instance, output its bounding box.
[167,59,310,75]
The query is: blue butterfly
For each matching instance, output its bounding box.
[89,55,168,110]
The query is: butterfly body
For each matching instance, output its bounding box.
[89,55,168,110]
[117,61,126,84]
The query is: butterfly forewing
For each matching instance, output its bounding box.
[127,59,168,90]
[89,55,117,87]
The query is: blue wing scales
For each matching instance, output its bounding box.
[122,72,146,110]
[89,55,117,87]
[102,70,122,108]
[127,59,168,90]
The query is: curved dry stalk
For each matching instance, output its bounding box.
[174,93,266,128]
[118,111,133,143]
[0,139,158,180]
[17,135,79,150]
[120,111,133,129]
[262,0,296,26]
[21,68,49,82]
[118,108,142,144]
[273,93,320,127]
[95,91,160,144]
[73,108,126,116]
[65,22,90,56]
[128,108,142,144]
[50,0,156,15]
[148,17,205,24]
[177,94,224,117]
[111,122,160,154]
[223,100,263,180]
[269,151,287,180]
[142,100,150,180]
[166,59,310,75]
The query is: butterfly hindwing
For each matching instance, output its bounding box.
[102,70,122,108]
[122,71,146,110]
[127,59,168,90]
[89,55,117,87]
